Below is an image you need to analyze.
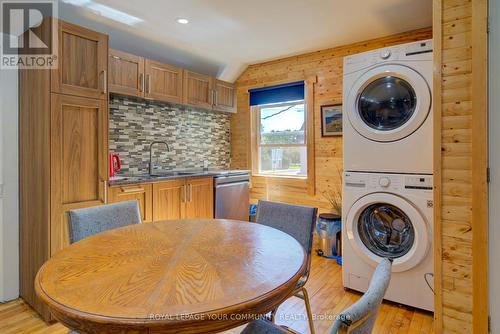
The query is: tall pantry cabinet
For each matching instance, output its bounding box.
[19,18,109,321]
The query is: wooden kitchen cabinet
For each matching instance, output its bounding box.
[107,49,236,112]
[145,59,183,103]
[20,19,109,321]
[183,70,214,109]
[52,20,108,100]
[152,177,214,221]
[185,177,214,219]
[109,183,153,222]
[109,49,145,97]
[183,71,236,112]
[213,79,236,113]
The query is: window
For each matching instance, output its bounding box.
[248,79,315,191]
[256,100,307,177]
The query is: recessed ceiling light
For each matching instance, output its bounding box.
[176,18,189,24]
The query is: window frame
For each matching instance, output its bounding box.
[254,100,308,178]
[249,76,316,196]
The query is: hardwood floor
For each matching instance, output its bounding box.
[0,254,433,334]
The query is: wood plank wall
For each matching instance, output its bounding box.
[434,0,488,333]
[231,28,432,212]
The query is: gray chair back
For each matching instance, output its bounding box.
[68,200,141,243]
[256,200,318,257]
[329,258,393,334]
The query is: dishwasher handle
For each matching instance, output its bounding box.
[214,174,249,186]
[215,181,249,188]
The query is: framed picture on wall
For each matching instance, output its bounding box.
[321,104,342,137]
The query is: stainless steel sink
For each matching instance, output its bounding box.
[150,172,178,177]
[150,171,199,177]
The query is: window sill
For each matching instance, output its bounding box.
[252,173,307,180]
[250,173,314,195]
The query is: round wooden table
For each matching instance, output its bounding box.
[35,219,307,334]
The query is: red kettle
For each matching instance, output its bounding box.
[108,153,122,177]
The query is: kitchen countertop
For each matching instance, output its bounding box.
[109,169,250,186]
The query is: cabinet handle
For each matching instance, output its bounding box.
[102,70,107,94]
[189,184,193,202]
[121,186,144,193]
[182,184,187,203]
[214,90,218,106]
[103,180,108,203]
[146,74,151,94]
[139,73,144,92]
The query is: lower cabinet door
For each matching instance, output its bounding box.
[108,183,153,222]
[185,177,214,219]
[152,180,186,221]
[50,93,108,254]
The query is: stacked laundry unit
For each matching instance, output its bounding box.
[341,40,434,311]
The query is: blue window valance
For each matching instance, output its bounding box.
[249,81,304,106]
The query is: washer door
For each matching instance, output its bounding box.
[346,193,430,272]
[346,64,431,142]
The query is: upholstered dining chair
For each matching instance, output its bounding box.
[68,200,142,243]
[241,258,393,334]
[254,200,318,334]
[67,200,142,334]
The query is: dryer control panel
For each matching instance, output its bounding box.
[344,172,433,192]
[343,39,433,74]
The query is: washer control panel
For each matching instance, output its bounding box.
[404,175,433,190]
[344,172,433,192]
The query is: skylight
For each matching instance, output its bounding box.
[62,0,143,26]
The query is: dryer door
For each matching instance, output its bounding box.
[346,64,431,142]
[345,193,430,272]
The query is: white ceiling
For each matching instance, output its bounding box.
[59,0,432,82]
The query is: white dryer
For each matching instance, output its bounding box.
[343,40,433,174]
[342,172,434,311]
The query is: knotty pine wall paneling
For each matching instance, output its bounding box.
[434,0,488,333]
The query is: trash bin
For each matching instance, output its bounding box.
[249,204,258,222]
[316,213,342,263]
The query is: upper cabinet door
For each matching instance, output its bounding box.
[213,80,237,113]
[144,60,183,103]
[109,49,145,97]
[183,70,213,109]
[52,20,108,100]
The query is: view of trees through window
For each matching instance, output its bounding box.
[258,101,307,176]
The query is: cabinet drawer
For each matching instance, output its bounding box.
[109,183,153,222]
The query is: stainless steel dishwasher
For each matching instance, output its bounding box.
[214,172,250,221]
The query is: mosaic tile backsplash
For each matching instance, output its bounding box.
[109,95,231,175]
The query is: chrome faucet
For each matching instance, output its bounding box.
[149,141,171,175]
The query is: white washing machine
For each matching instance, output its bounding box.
[343,40,433,174]
[342,172,434,311]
